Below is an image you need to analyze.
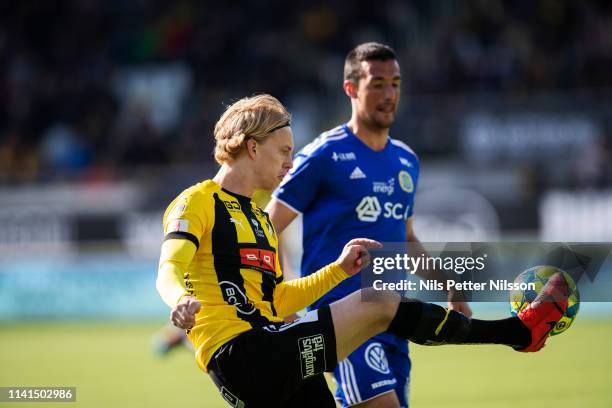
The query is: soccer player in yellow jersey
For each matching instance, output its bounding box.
[157,94,571,407]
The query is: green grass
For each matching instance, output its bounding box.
[410,318,612,408]
[1,319,611,407]
[0,321,225,407]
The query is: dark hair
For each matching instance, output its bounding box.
[344,42,397,82]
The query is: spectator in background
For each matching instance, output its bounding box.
[1,0,612,184]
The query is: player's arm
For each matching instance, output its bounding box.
[406,217,473,317]
[156,238,196,308]
[156,194,206,329]
[157,239,202,328]
[267,139,325,235]
[266,198,299,279]
[406,217,449,283]
[265,197,298,235]
[266,198,302,321]
[266,155,318,319]
[274,238,382,317]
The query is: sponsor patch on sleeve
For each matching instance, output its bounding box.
[166,219,189,234]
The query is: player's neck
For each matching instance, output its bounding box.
[213,163,255,199]
[346,119,388,151]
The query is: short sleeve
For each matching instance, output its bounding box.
[272,150,325,214]
[405,160,420,219]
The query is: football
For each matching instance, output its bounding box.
[510,265,580,336]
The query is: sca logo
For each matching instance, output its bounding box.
[356,196,410,222]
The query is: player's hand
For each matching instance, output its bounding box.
[448,289,473,317]
[337,238,383,276]
[171,295,202,329]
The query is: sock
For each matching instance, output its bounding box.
[465,317,531,347]
[387,298,530,348]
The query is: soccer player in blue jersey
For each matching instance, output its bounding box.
[266,42,473,407]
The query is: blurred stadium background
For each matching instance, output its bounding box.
[0,0,611,407]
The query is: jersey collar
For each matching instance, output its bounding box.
[342,124,391,153]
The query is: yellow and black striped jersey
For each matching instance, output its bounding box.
[157,179,349,372]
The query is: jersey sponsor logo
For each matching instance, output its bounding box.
[356,196,410,222]
[250,218,266,238]
[219,281,256,315]
[166,219,189,233]
[298,334,326,379]
[349,166,367,179]
[220,386,245,408]
[399,157,413,168]
[223,200,242,212]
[398,170,414,193]
[356,196,381,222]
[384,202,410,220]
[239,248,276,273]
[371,378,397,390]
[373,178,395,196]
[364,342,391,375]
[332,151,357,161]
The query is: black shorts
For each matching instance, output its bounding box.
[207,305,338,407]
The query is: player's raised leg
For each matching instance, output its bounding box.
[330,288,400,362]
[329,271,571,363]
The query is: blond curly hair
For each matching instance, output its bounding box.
[214,94,291,164]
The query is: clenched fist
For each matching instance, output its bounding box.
[171,295,202,329]
[337,238,383,276]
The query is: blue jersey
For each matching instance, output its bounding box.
[273,124,420,310]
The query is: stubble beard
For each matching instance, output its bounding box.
[364,112,395,131]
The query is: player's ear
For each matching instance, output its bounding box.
[343,80,358,98]
[246,138,257,160]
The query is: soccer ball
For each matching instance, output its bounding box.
[509,265,580,336]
